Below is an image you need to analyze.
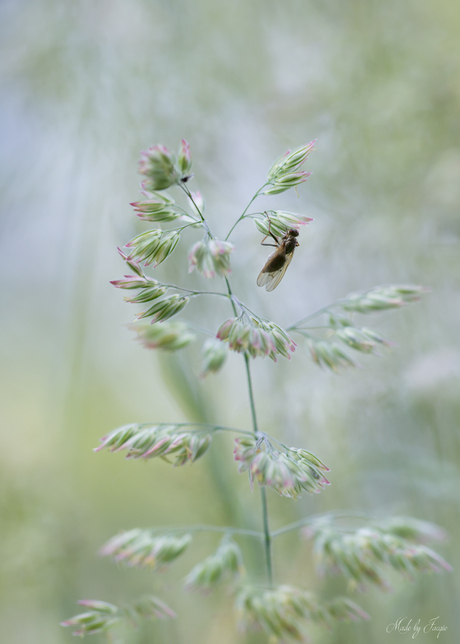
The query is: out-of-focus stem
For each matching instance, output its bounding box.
[147,524,264,538]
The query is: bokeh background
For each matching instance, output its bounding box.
[1,0,459,642]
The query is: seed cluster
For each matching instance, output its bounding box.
[234,436,330,499]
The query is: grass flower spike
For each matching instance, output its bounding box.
[184,537,244,592]
[265,141,315,195]
[178,138,192,175]
[267,141,316,179]
[61,601,121,636]
[131,191,186,222]
[341,284,428,313]
[130,321,195,351]
[307,519,452,592]
[234,436,330,498]
[125,229,181,267]
[188,238,234,278]
[139,144,180,191]
[135,293,189,323]
[217,318,276,358]
[61,597,175,637]
[64,139,451,641]
[200,338,228,377]
[217,318,296,361]
[236,585,369,642]
[95,423,213,465]
[252,318,297,359]
[123,285,168,304]
[138,140,193,191]
[334,326,393,354]
[110,274,153,290]
[253,210,313,237]
[100,529,192,569]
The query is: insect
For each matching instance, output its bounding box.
[256,225,300,291]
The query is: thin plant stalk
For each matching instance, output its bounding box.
[244,353,273,585]
[224,184,269,240]
[175,182,276,584]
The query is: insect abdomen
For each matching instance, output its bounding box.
[264,253,286,272]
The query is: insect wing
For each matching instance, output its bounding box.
[257,249,278,288]
[257,249,295,292]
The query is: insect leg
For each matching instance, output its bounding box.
[260,231,278,248]
[266,218,280,245]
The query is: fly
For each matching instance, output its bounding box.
[256,226,299,292]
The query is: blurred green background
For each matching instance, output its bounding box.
[1,0,459,642]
